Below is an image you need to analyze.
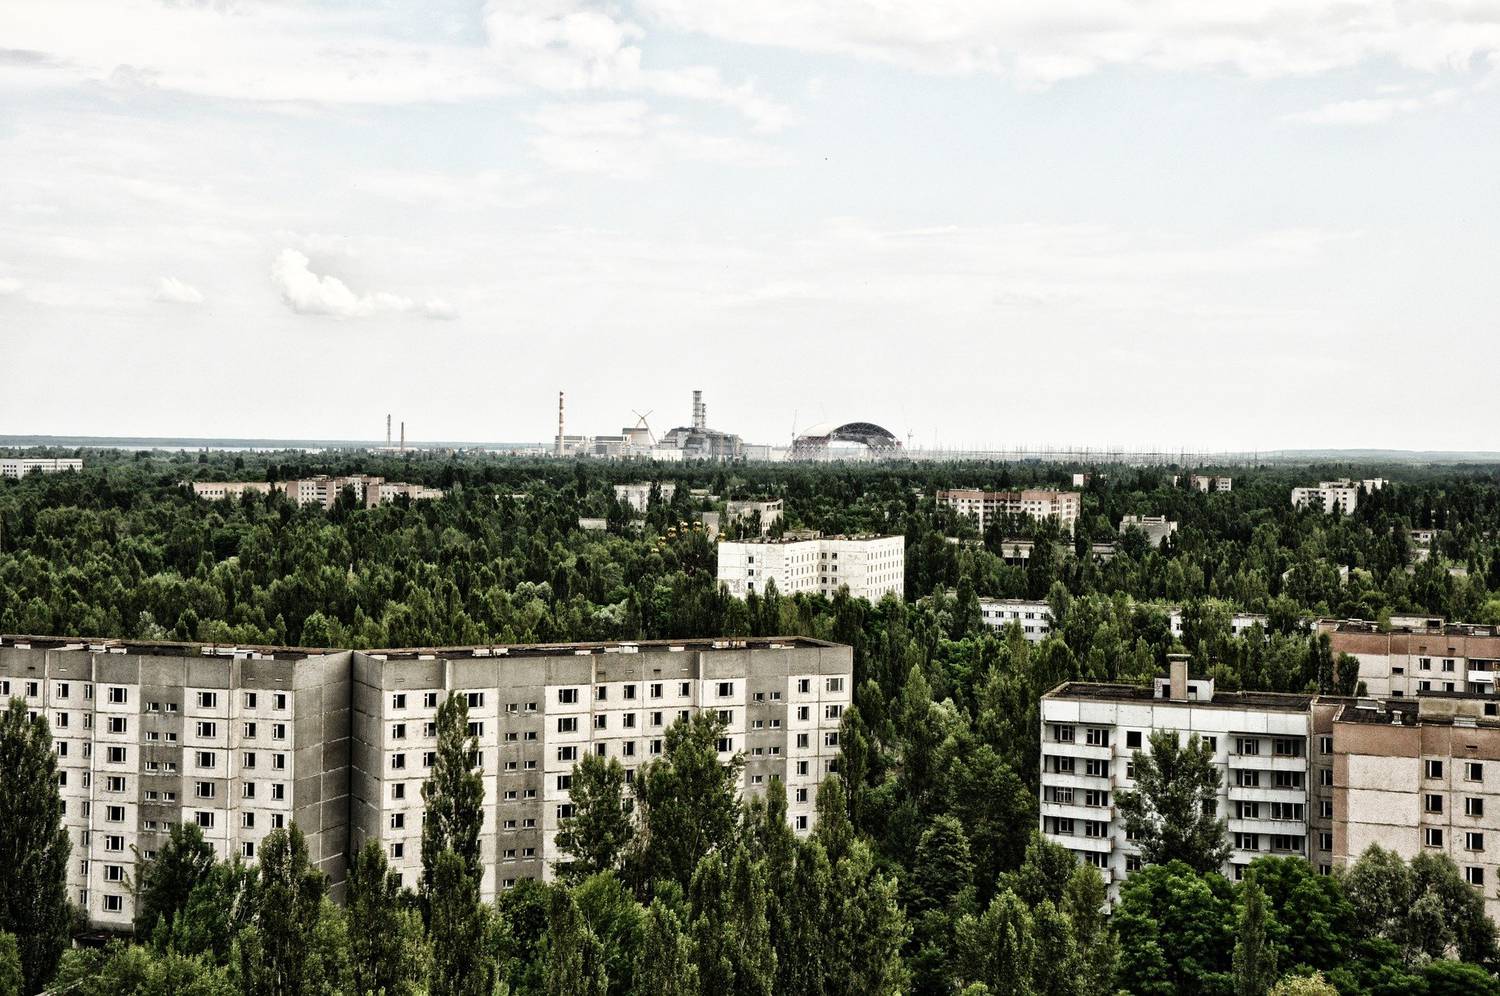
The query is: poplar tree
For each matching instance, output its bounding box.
[421,693,484,895]
[556,753,634,882]
[346,839,429,996]
[635,900,697,996]
[1233,877,1277,996]
[0,698,71,995]
[544,888,607,996]
[1117,729,1230,874]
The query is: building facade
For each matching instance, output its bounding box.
[1191,475,1233,492]
[716,534,904,601]
[1,457,83,478]
[1291,479,1387,515]
[1,634,849,927]
[726,499,784,535]
[978,598,1054,642]
[936,489,1082,534]
[1119,514,1178,547]
[193,476,442,508]
[1324,618,1500,698]
[613,482,676,514]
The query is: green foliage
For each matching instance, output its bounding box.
[236,825,327,996]
[50,942,236,996]
[556,754,635,883]
[1117,729,1230,874]
[1114,860,1235,995]
[135,821,218,940]
[0,697,71,995]
[1267,973,1338,996]
[428,849,497,996]
[345,839,430,996]
[422,692,485,898]
[635,711,744,892]
[0,932,20,996]
[635,899,697,996]
[1234,876,1278,996]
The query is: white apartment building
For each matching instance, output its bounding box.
[191,481,274,500]
[726,499,784,535]
[1119,514,1178,547]
[1,457,83,478]
[1168,607,1271,639]
[1191,475,1233,492]
[1291,479,1387,515]
[1040,657,1326,900]
[978,598,1053,642]
[193,476,442,509]
[716,535,904,602]
[351,638,850,898]
[614,482,676,514]
[936,489,1082,535]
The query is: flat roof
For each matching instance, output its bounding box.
[1045,680,1315,711]
[1,634,840,661]
[720,534,900,544]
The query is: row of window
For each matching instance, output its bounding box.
[388,678,846,714]
[1423,794,1487,816]
[1424,759,1488,782]
[1,682,293,713]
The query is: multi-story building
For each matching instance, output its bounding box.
[350,637,850,897]
[1291,479,1386,515]
[614,482,676,514]
[1118,514,1178,547]
[193,476,442,509]
[0,637,351,932]
[1324,618,1500,698]
[1168,607,1272,639]
[1332,694,1500,922]
[716,534,904,601]
[1,457,83,478]
[936,489,1082,535]
[191,481,274,501]
[726,499,784,535]
[1191,475,1233,492]
[1040,657,1326,899]
[2,633,850,925]
[978,598,1053,642]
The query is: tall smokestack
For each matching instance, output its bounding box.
[693,389,705,431]
[557,391,565,457]
[386,414,392,448]
[400,421,405,453]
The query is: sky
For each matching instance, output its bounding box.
[2,1,1498,451]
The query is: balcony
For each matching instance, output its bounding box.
[1044,832,1113,854]
[1229,753,1308,772]
[1042,771,1113,791]
[1041,801,1114,823]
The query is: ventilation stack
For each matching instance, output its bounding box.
[400,421,405,453]
[386,414,392,448]
[692,389,706,431]
[556,391,566,457]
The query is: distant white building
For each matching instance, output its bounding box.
[1,457,82,478]
[1292,479,1386,515]
[1191,475,1233,492]
[979,598,1053,641]
[191,481,273,500]
[726,499,784,535]
[1167,607,1270,639]
[1119,514,1178,547]
[936,489,1082,534]
[194,475,442,509]
[614,482,676,513]
[717,534,904,602]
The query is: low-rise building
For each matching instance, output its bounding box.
[1119,514,1178,547]
[1191,475,1233,492]
[1292,479,1386,515]
[717,535,904,602]
[936,489,1082,534]
[1040,657,1325,900]
[614,482,676,514]
[191,481,274,500]
[979,598,1053,641]
[1,457,83,478]
[726,499,784,535]
[1168,607,1271,639]
[194,476,443,509]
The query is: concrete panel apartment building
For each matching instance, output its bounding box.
[1,457,83,478]
[1042,654,1500,920]
[936,488,1082,534]
[716,534,904,601]
[1,634,850,929]
[1325,617,1500,698]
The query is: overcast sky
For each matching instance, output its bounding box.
[2,1,1498,451]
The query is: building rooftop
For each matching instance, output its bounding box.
[1326,617,1499,638]
[1045,680,1316,712]
[2,634,839,662]
[720,533,900,544]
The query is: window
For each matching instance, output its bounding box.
[1085,727,1109,747]
[1425,827,1445,848]
[391,843,405,859]
[1467,832,1485,851]
[196,691,217,709]
[1273,771,1304,789]
[107,687,127,704]
[244,722,258,738]
[103,894,124,913]
[244,692,257,709]
[392,693,406,709]
[557,717,578,734]
[468,721,484,737]
[1272,738,1303,758]
[1468,762,1484,782]
[105,805,125,822]
[272,723,286,740]
[195,721,217,739]
[559,688,579,705]
[423,692,438,708]
[1084,789,1109,807]
[1467,866,1485,887]
[593,715,607,730]
[108,716,127,734]
[1052,724,1075,743]
[1270,834,1304,854]
[195,751,216,769]
[105,776,125,793]
[391,753,407,770]
[1319,768,1333,786]
[1236,769,1261,788]
[557,774,572,791]
[243,783,255,799]
[1468,797,1486,818]
[194,811,214,829]
[392,783,406,800]
[826,677,845,693]
[392,723,406,740]
[1236,801,1261,820]
[1125,730,1142,749]
[558,746,578,762]
[390,813,405,830]
[1319,736,1333,754]
[1236,737,1260,756]
[797,679,811,694]
[107,746,127,764]
[195,782,215,799]
[1425,794,1444,814]
[1084,758,1108,778]
[1426,759,1445,779]
[717,681,735,698]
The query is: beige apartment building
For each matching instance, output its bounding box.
[1333,694,1500,923]
[192,475,443,509]
[936,488,1082,534]
[0,457,84,478]
[1325,618,1500,697]
[1,634,850,927]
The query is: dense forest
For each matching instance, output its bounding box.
[4,451,1500,994]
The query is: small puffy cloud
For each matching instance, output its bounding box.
[154,275,203,304]
[270,248,453,320]
[1284,87,1461,125]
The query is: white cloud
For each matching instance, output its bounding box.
[526,100,784,176]
[154,276,203,304]
[639,0,1500,87]
[0,276,21,296]
[270,249,450,321]
[1284,87,1462,125]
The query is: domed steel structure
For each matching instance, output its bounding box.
[791,421,903,460]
